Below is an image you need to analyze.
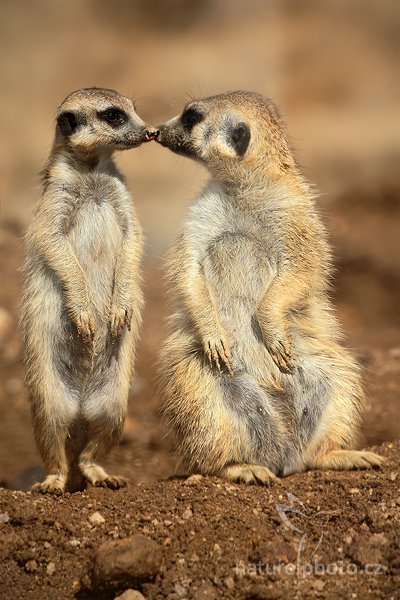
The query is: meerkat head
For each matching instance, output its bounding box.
[157,91,296,184]
[55,87,157,157]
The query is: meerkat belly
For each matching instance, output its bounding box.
[68,201,122,315]
[204,232,273,335]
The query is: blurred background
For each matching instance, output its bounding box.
[0,0,399,488]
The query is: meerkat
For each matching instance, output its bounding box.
[156,90,384,484]
[21,87,157,494]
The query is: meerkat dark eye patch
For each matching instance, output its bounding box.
[98,107,127,128]
[181,107,204,131]
[57,111,80,136]
[231,122,251,155]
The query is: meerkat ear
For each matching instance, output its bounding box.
[231,122,251,156]
[57,111,78,137]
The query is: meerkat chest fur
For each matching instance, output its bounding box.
[66,173,126,265]
[55,159,127,251]
[185,182,288,306]
[47,156,134,312]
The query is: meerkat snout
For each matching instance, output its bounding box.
[145,128,159,141]
[55,87,154,155]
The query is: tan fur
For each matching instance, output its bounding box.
[157,91,384,484]
[21,88,155,494]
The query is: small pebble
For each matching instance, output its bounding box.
[46,562,56,576]
[344,535,353,545]
[174,583,187,597]
[25,560,38,573]
[92,534,162,589]
[182,508,193,520]
[183,474,203,486]
[89,511,105,525]
[224,576,235,590]
[312,580,326,591]
[114,590,146,600]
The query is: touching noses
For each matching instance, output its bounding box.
[145,129,160,141]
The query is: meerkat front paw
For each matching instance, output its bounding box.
[75,310,96,343]
[267,336,295,374]
[109,302,132,340]
[257,313,295,373]
[204,333,233,374]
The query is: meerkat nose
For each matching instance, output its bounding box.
[145,129,159,141]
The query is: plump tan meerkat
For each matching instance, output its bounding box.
[156,90,384,484]
[21,87,157,494]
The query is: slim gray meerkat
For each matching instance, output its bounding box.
[21,87,157,494]
[156,90,384,484]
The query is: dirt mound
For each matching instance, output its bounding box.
[0,441,399,600]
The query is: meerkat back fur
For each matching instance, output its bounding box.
[21,88,157,494]
[156,91,384,484]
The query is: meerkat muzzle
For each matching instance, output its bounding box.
[145,129,159,141]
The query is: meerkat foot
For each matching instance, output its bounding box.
[308,449,386,471]
[92,475,128,489]
[204,335,233,374]
[80,462,128,489]
[32,473,67,495]
[219,464,279,485]
[267,339,295,374]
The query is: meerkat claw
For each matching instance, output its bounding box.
[77,311,96,343]
[206,338,233,374]
[268,340,295,374]
[110,306,125,340]
[110,304,134,340]
[125,308,133,332]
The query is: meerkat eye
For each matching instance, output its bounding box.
[230,122,251,156]
[181,107,203,131]
[98,108,127,127]
[57,111,79,136]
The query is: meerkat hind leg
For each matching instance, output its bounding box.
[32,435,69,495]
[219,463,280,486]
[308,449,385,471]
